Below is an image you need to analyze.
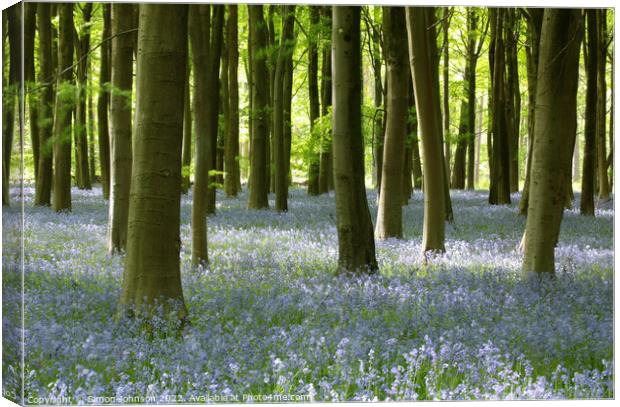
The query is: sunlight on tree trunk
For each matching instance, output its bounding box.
[121,4,188,318]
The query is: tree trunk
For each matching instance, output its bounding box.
[580,10,597,216]
[376,6,408,239]
[519,9,543,215]
[3,5,20,207]
[88,72,96,182]
[442,7,452,181]
[247,6,271,209]
[219,33,228,188]
[318,6,333,194]
[283,34,295,187]
[406,7,446,254]
[488,8,511,205]
[307,6,321,196]
[34,3,54,206]
[369,7,383,193]
[24,3,38,181]
[189,4,215,265]
[465,9,479,191]
[273,5,296,212]
[596,9,610,201]
[451,98,468,189]
[108,3,134,253]
[74,4,93,190]
[120,4,188,318]
[506,9,520,193]
[225,5,240,197]
[205,7,224,215]
[522,9,581,277]
[97,4,111,200]
[52,4,74,212]
[181,62,192,194]
[332,6,378,273]
[403,77,416,203]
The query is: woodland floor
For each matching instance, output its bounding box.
[2,185,614,402]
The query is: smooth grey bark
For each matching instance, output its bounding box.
[247,5,270,209]
[406,6,446,254]
[34,3,54,206]
[375,6,408,239]
[97,4,111,200]
[120,4,189,318]
[522,9,582,277]
[108,3,134,253]
[52,4,74,212]
[332,6,378,273]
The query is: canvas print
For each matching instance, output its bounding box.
[1,0,615,404]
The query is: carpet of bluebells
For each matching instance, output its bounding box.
[2,184,614,402]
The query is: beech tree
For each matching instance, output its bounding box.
[52,3,74,212]
[307,6,321,196]
[3,5,20,207]
[318,6,333,194]
[108,3,134,253]
[247,5,271,210]
[488,8,511,205]
[406,6,446,254]
[581,10,598,216]
[332,6,378,273]
[273,5,296,212]
[224,5,241,197]
[522,9,582,277]
[74,3,93,190]
[120,4,189,318]
[192,3,223,265]
[97,4,111,200]
[34,2,54,206]
[375,6,408,239]
[518,9,543,215]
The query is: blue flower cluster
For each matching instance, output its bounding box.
[2,186,613,402]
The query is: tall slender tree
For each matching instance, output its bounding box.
[307,6,321,196]
[34,3,54,206]
[247,5,271,209]
[580,10,598,216]
[488,8,511,205]
[108,3,134,253]
[522,8,582,277]
[181,63,192,195]
[24,4,38,181]
[97,4,111,200]
[206,7,224,214]
[74,3,93,190]
[52,3,74,212]
[273,5,296,212]
[596,9,610,201]
[191,3,223,263]
[3,5,20,207]
[332,6,378,273]
[442,7,452,178]
[406,6,447,254]
[518,9,543,215]
[375,6,408,239]
[225,5,240,197]
[120,4,189,318]
[318,6,333,194]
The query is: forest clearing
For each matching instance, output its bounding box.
[1,1,615,403]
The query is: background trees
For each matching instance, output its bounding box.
[1,4,614,297]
